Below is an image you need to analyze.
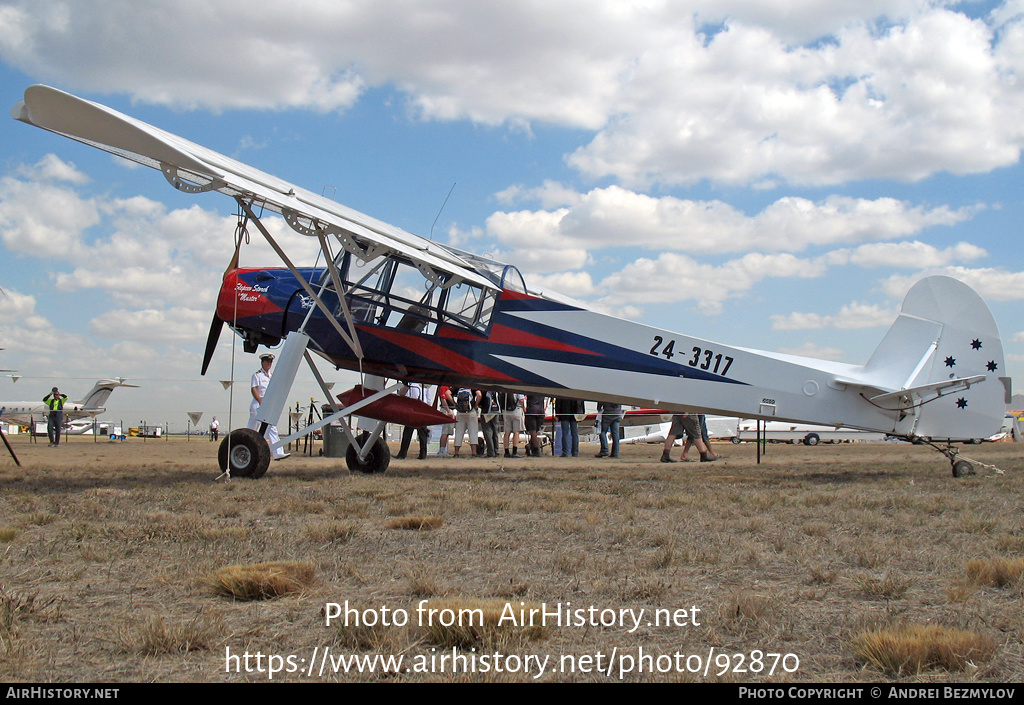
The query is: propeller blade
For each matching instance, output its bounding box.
[201,313,224,376]
[201,242,240,376]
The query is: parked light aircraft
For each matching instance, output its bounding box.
[13,85,1011,479]
[0,379,136,425]
[620,417,886,446]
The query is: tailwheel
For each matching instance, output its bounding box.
[346,431,391,474]
[912,436,979,479]
[952,459,976,478]
[218,428,271,479]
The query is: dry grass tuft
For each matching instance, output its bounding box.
[387,516,445,531]
[852,623,997,676]
[304,520,358,543]
[404,563,446,597]
[205,561,317,601]
[417,598,548,649]
[855,571,915,599]
[721,591,777,632]
[0,528,18,542]
[117,612,223,654]
[966,557,1024,588]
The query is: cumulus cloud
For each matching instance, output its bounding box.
[3,2,1023,187]
[569,8,1024,186]
[596,251,827,314]
[771,302,897,330]
[826,241,988,268]
[476,187,976,267]
[880,267,1024,302]
[89,307,210,343]
[0,172,100,257]
[774,342,849,362]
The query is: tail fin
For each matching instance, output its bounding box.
[859,276,1008,441]
[73,379,137,411]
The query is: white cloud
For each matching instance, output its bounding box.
[476,187,976,268]
[596,251,826,314]
[89,308,210,343]
[570,8,1024,186]
[826,240,988,268]
[16,154,91,185]
[0,174,100,257]
[774,342,849,362]
[771,302,897,330]
[3,2,1023,187]
[880,266,1024,302]
[0,288,37,324]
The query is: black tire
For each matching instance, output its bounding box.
[218,428,271,479]
[804,433,820,446]
[952,460,974,478]
[730,437,742,444]
[346,431,391,474]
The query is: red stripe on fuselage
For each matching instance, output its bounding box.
[439,322,598,355]
[360,326,519,382]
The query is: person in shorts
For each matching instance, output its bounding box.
[661,413,716,463]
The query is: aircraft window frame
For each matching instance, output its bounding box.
[328,251,498,336]
[500,265,527,294]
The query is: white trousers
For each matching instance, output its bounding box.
[249,401,285,458]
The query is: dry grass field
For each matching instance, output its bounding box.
[0,433,1022,683]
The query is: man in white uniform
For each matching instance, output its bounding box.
[248,353,287,459]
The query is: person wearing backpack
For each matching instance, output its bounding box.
[452,387,481,457]
[498,391,525,457]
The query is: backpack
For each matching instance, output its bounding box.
[456,388,473,413]
[479,391,497,414]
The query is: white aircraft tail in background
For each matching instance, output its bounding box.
[0,379,137,425]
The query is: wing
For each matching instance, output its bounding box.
[12,85,494,290]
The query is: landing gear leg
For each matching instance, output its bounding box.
[913,437,977,478]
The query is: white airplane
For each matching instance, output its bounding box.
[12,85,1011,479]
[0,379,137,426]
[623,417,886,446]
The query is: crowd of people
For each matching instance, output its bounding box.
[249,353,719,462]
[395,384,719,462]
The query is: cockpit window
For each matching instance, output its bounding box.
[324,251,498,335]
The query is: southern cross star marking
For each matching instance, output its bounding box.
[944,356,956,368]
[987,361,998,372]
[971,339,983,350]
[956,398,968,409]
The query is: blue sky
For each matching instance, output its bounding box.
[1,0,1024,429]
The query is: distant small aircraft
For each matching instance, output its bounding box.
[0,379,136,426]
[13,85,1010,479]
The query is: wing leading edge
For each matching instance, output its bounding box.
[12,85,494,291]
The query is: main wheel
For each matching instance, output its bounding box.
[346,432,391,474]
[218,428,271,479]
[952,460,974,478]
[804,433,820,446]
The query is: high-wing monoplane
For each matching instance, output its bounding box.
[13,85,1011,479]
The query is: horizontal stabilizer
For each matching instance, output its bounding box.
[867,375,986,410]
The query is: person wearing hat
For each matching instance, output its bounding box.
[42,386,67,447]
[248,353,287,460]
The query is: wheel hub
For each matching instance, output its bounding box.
[231,445,252,469]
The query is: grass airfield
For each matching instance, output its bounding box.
[1,434,1022,682]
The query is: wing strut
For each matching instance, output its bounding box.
[237,198,364,361]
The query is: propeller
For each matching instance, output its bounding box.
[200,313,224,376]
[201,244,240,376]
